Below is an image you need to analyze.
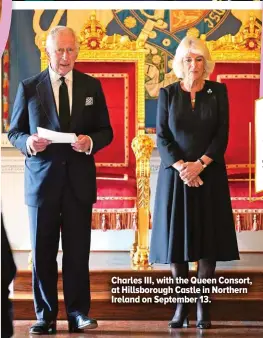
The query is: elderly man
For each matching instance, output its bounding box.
[8,26,113,334]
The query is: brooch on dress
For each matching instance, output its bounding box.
[207,89,212,94]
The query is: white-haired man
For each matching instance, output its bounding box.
[8,26,113,334]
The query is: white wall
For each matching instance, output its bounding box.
[1,148,263,252]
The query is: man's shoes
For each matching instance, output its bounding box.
[29,320,56,335]
[68,314,98,332]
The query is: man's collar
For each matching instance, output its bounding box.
[48,65,73,83]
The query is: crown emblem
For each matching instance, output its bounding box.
[79,11,106,49]
[78,11,145,51]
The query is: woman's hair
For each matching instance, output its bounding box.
[46,26,79,52]
[172,36,215,79]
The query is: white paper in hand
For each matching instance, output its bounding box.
[37,127,77,144]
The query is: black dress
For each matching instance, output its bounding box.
[149,80,239,264]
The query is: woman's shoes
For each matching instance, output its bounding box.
[168,317,212,329]
[168,303,189,329]
[196,297,212,329]
[169,317,211,329]
[196,320,211,329]
[168,317,189,328]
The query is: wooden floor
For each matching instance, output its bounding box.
[13,320,263,337]
[11,252,263,324]
[12,251,263,271]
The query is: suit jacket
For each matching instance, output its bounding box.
[8,68,113,206]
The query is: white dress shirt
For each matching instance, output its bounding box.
[49,66,73,114]
[27,66,93,155]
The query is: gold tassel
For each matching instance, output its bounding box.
[91,211,138,230]
[236,214,241,232]
[91,211,262,231]
[132,213,137,230]
[252,214,258,231]
[116,213,121,230]
[102,214,106,232]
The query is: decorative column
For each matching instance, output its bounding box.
[131,134,154,267]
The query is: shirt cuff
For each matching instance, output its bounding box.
[26,138,37,156]
[85,136,93,155]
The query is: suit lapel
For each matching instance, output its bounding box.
[70,70,87,131]
[36,70,60,130]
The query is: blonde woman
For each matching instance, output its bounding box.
[149,36,239,329]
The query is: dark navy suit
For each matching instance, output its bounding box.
[8,68,113,320]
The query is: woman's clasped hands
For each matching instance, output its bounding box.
[174,161,204,187]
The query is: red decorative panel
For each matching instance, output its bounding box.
[211,63,260,176]
[230,181,263,209]
[2,41,9,132]
[211,63,263,231]
[229,181,263,231]
[94,177,137,209]
[74,62,136,177]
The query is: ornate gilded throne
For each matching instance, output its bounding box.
[201,14,263,231]
[37,13,154,267]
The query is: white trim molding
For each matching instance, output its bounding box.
[1,155,162,174]
[1,156,25,173]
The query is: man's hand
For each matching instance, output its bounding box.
[71,135,91,153]
[28,134,51,153]
[179,161,203,183]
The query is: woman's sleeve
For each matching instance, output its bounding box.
[156,87,183,168]
[204,83,229,164]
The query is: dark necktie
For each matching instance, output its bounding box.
[59,77,70,132]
